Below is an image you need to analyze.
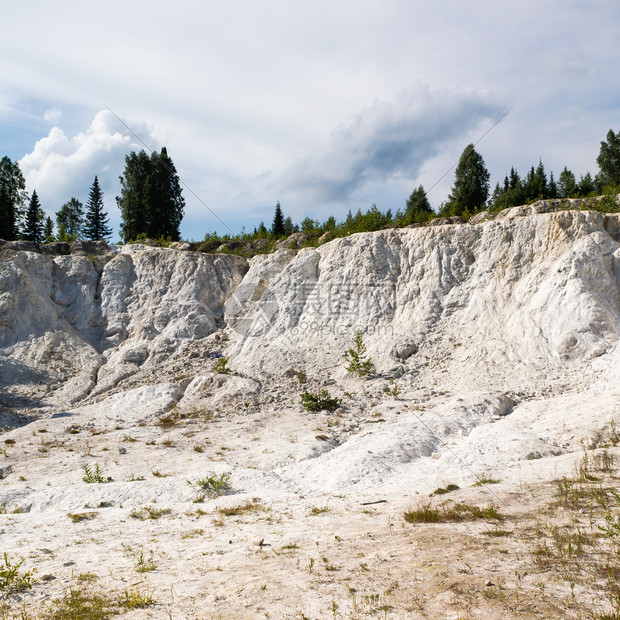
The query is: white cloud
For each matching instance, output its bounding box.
[18,110,156,223]
[2,0,619,236]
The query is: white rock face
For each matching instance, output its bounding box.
[227,210,620,395]
[0,246,248,406]
[1,208,620,617]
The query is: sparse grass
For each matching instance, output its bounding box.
[136,550,157,573]
[120,585,157,609]
[404,502,502,524]
[129,506,172,520]
[67,512,98,523]
[151,470,170,478]
[42,586,115,619]
[181,528,204,539]
[188,472,231,497]
[310,506,330,515]
[193,445,204,453]
[218,501,265,517]
[473,476,502,486]
[432,483,460,495]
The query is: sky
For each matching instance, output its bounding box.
[1,1,619,241]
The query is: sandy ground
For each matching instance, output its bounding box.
[1,369,619,619]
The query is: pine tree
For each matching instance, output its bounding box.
[117,148,185,242]
[0,184,18,240]
[83,176,112,241]
[56,197,84,240]
[403,185,433,224]
[283,216,295,237]
[596,129,620,189]
[558,167,577,198]
[345,330,374,377]
[0,157,27,239]
[24,191,44,244]
[271,202,285,237]
[44,216,55,242]
[117,151,151,242]
[548,171,558,199]
[577,172,596,196]
[148,147,185,240]
[442,144,490,216]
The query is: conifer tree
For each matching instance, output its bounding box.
[558,167,577,198]
[271,201,285,237]
[0,156,27,239]
[0,184,18,240]
[345,330,374,377]
[83,176,112,241]
[597,129,620,188]
[442,144,490,216]
[403,185,433,224]
[117,148,184,242]
[147,147,184,240]
[23,190,45,244]
[44,216,55,242]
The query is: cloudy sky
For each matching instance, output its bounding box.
[1,1,619,240]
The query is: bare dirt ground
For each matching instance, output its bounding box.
[1,382,619,619]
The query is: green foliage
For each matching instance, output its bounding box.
[44,215,55,242]
[597,128,620,188]
[83,176,112,241]
[300,389,341,412]
[432,483,460,495]
[271,201,285,237]
[117,148,184,242]
[56,197,84,240]
[558,166,577,198]
[402,185,433,225]
[442,144,490,216]
[345,330,374,377]
[67,511,98,523]
[23,190,45,244]
[213,356,230,374]
[0,553,35,592]
[189,472,232,496]
[404,502,502,524]
[82,463,107,483]
[129,505,172,520]
[0,156,27,240]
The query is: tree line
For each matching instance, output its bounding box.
[0,147,184,244]
[202,128,620,253]
[1,129,619,247]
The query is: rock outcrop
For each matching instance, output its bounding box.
[0,245,248,408]
[1,207,619,413]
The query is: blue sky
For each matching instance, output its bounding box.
[1,1,619,241]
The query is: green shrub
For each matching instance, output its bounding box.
[82,463,106,483]
[188,472,232,497]
[300,389,341,412]
[0,553,35,592]
[213,356,230,374]
[345,330,374,377]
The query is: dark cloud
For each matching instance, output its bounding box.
[277,87,505,206]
